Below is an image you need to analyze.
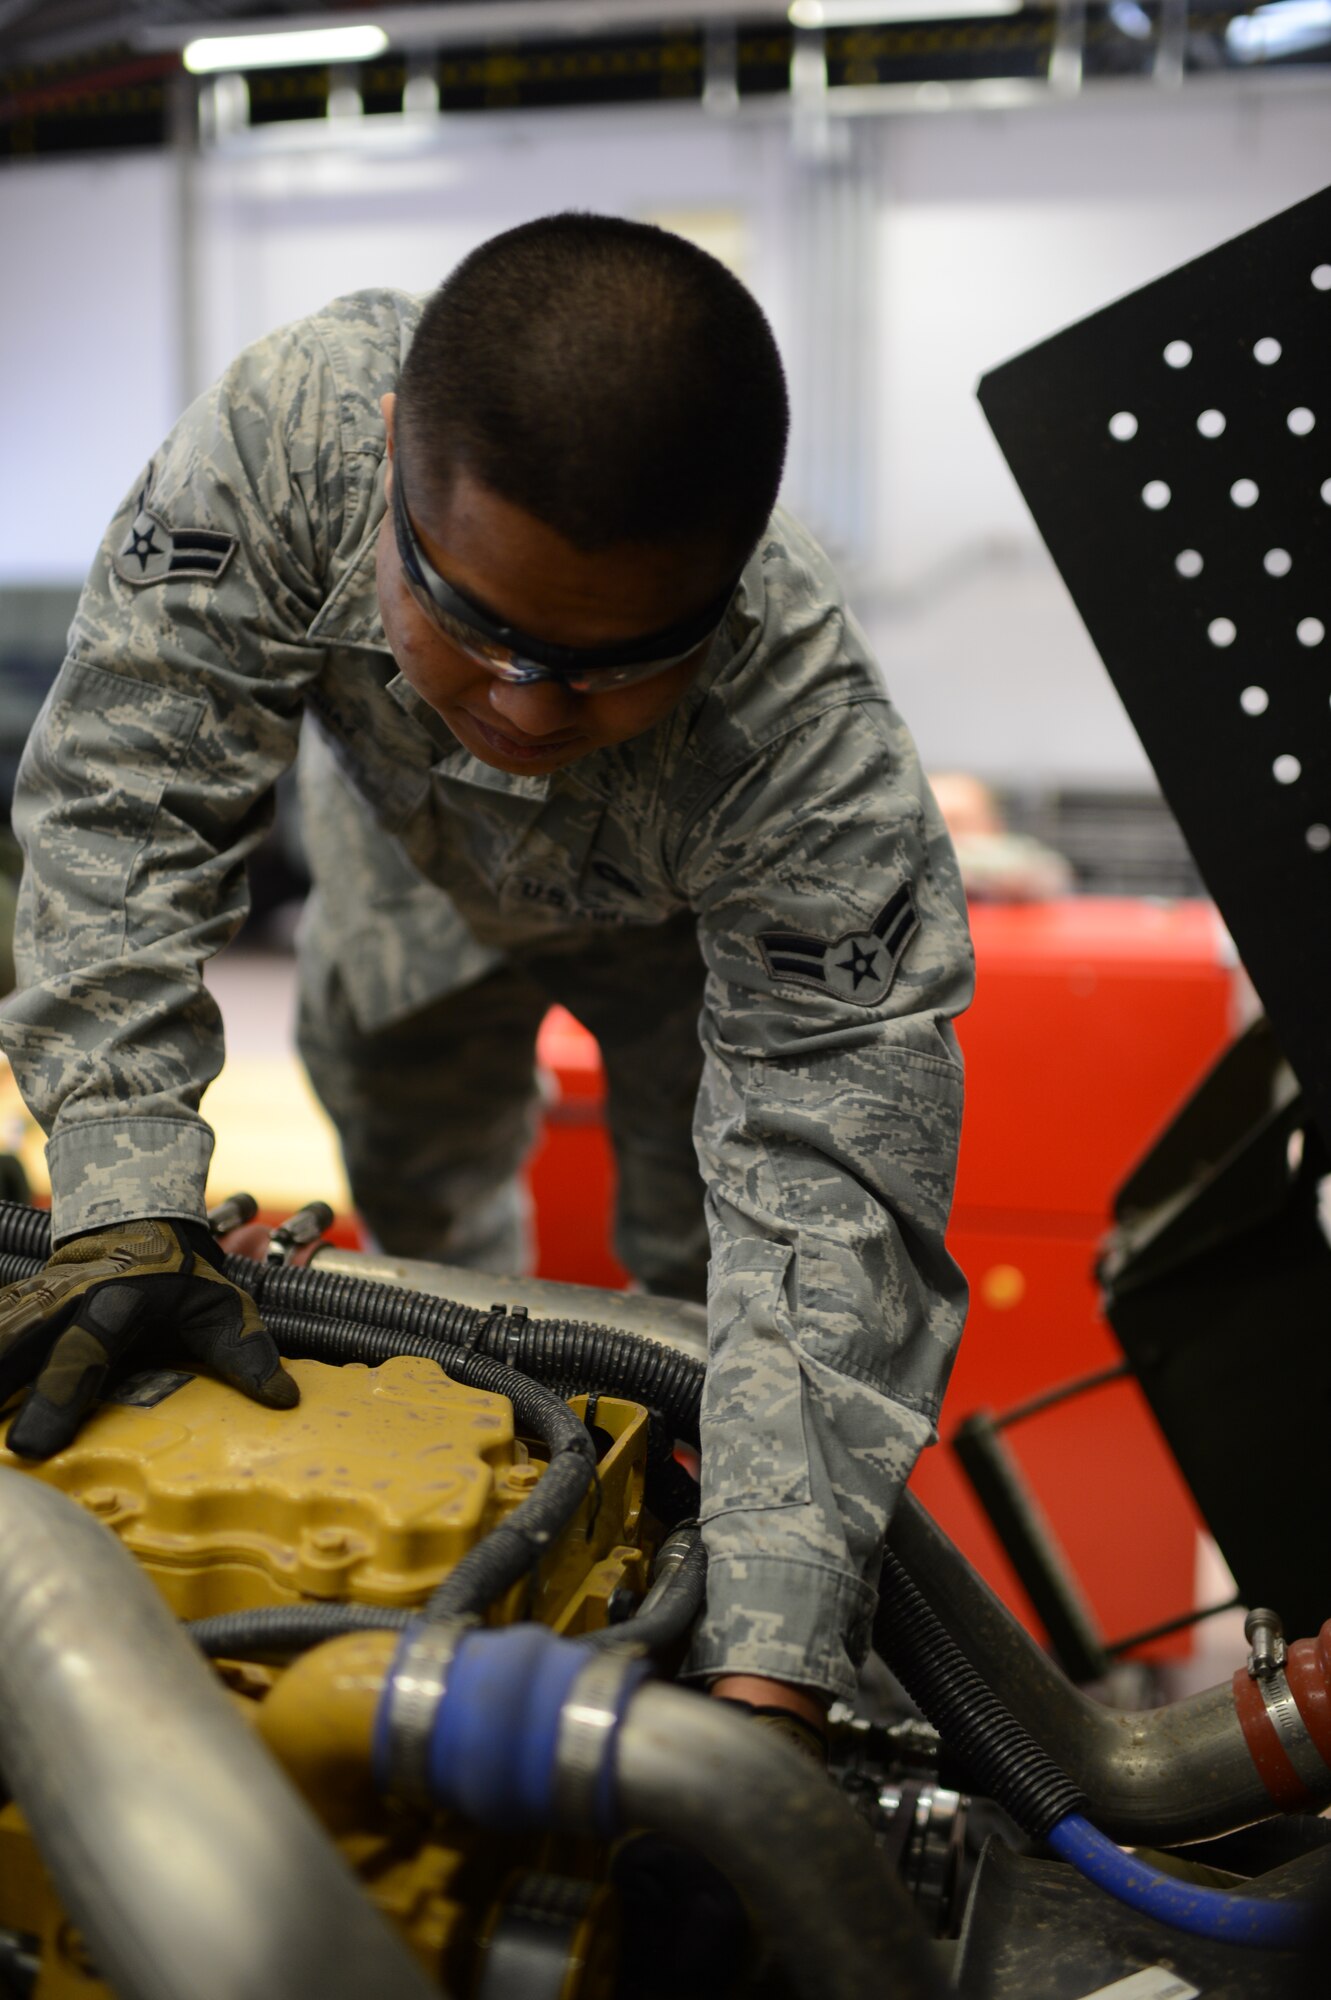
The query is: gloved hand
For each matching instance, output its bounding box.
[0,1218,298,1459]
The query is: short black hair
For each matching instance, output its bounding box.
[398,212,789,567]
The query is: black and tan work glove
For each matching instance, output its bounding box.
[0,1218,298,1459]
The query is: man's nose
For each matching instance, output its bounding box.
[486,674,580,735]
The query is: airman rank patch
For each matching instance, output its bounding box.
[759,882,919,1007]
[112,489,236,588]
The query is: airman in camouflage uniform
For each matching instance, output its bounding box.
[1,280,972,1702]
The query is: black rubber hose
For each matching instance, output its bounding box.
[190,1602,412,1657]
[875,1545,1087,1838]
[582,1525,708,1658]
[0,1206,705,1445]
[0,1204,53,1262]
[234,1256,705,1447]
[488,1317,703,1448]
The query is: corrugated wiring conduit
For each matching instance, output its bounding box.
[887,1491,1331,1845]
[873,1545,1313,1949]
[0,1203,1328,1953]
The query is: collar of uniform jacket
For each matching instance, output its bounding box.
[302,479,760,806]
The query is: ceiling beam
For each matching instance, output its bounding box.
[135,1,814,54]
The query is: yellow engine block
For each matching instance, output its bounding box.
[0,1357,649,1630]
[0,1358,653,1998]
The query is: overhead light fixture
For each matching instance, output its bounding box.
[789,0,1021,24]
[183,25,391,74]
[1225,0,1331,61]
[1107,0,1153,39]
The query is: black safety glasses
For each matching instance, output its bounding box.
[391,461,737,692]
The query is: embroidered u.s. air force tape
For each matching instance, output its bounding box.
[112,490,237,588]
[759,881,919,1007]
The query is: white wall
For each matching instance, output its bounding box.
[0,154,180,584]
[4,77,1330,781]
[191,112,797,383]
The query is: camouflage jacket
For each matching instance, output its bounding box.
[4,291,974,1697]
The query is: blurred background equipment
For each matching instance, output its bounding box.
[2,22,1331,1997]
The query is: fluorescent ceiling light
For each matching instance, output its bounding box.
[789,0,1021,24]
[1108,0,1153,39]
[1226,0,1331,60]
[183,25,390,73]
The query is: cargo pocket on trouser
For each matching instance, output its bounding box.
[699,1237,811,1522]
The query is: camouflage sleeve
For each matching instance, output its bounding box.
[676,684,974,1701]
[0,319,351,1242]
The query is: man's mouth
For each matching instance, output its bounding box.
[464,712,583,762]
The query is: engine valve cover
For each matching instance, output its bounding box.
[0,1357,646,1621]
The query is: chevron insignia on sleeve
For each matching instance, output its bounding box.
[112,489,237,588]
[758,881,920,1006]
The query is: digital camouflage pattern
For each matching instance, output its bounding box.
[2,290,974,1697]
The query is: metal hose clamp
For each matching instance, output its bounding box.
[1256,1666,1331,1793]
[383,1619,470,1809]
[552,1651,648,1836]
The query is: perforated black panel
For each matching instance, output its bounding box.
[979,186,1331,1146]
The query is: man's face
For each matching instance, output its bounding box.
[375,394,730,776]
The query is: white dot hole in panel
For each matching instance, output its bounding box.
[1208,617,1237,648]
[1313,265,1331,292]
[1108,411,1138,441]
[1253,336,1282,365]
[1274,754,1302,784]
[1264,548,1293,577]
[1142,480,1171,510]
[1288,407,1317,437]
[1196,408,1227,439]
[1297,617,1326,648]
[1163,340,1192,369]
[1230,478,1259,508]
[1240,685,1269,715]
[1307,824,1331,852]
[1323,478,1331,506]
[1175,549,1204,578]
